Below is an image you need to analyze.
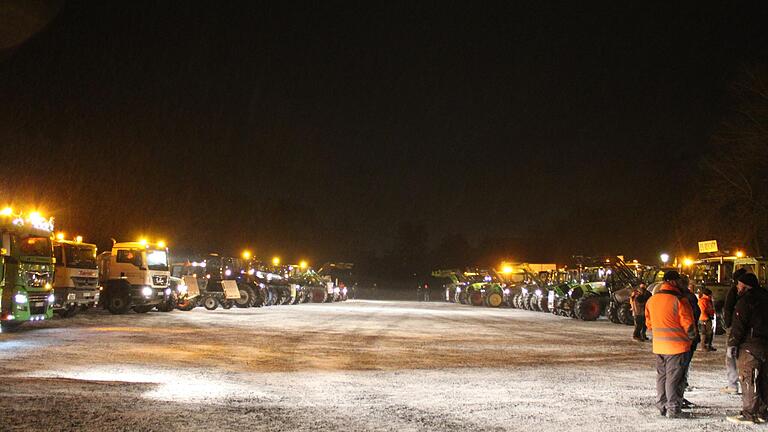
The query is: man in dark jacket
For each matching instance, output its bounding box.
[631,283,652,341]
[722,268,749,394]
[726,273,768,424]
[679,276,701,407]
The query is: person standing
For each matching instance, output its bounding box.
[630,283,651,341]
[698,286,716,351]
[645,270,696,418]
[423,283,431,302]
[722,268,749,394]
[726,272,768,424]
[679,275,701,406]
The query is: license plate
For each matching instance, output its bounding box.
[34,302,44,307]
[67,293,76,300]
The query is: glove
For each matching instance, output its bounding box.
[728,346,738,359]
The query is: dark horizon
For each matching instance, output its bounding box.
[2,2,767,272]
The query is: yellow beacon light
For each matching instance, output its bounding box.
[299,260,308,269]
[272,257,280,266]
[242,250,252,260]
[1,207,13,216]
[56,232,65,241]
[157,240,166,248]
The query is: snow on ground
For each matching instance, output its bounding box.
[0,300,751,431]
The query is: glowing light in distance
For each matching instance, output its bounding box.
[683,258,693,267]
[735,250,745,258]
[75,235,83,243]
[299,260,308,269]
[501,265,514,274]
[660,253,670,264]
[157,240,166,248]
[56,232,65,241]
[139,238,148,246]
[0,207,12,216]
[272,257,280,266]
[242,250,251,260]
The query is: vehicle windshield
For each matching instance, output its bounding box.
[692,261,733,285]
[146,250,169,271]
[16,235,52,257]
[64,244,97,269]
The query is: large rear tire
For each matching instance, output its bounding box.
[235,286,253,308]
[536,294,549,313]
[618,303,634,325]
[575,297,601,321]
[606,301,620,324]
[468,290,484,306]
[485,292,503,308]
[528,295,541,312]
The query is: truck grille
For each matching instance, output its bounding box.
[152,275,168,286]
[71,277,99,288]
[27,292,50,314]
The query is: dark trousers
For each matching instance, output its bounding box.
[699,320,714,348]
[737,349,768,419]
[656,353,686,413]
[423,290,430,302]
[680,343,698,395]
[633,315,647,339]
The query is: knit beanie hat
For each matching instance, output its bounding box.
[738,272,760,290]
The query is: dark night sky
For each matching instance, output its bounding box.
[1,1,767,265]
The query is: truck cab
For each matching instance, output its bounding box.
[97,240,171,314]
[52,236,100,316]
[1,209,56,330]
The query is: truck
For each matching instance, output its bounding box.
[52,235,100,317]
[1,208,56,331]
[97,240,172,314]
[691,254,767,334]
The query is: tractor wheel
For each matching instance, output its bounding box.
[202,295,219,310]
[528,295,541,312]
[468,290,484,306]
[133,305,153,313]
[522,294,533,310]
[575,297,601,321]
[456,291,468,304]
[176,297,197,311]
[618,303,635,325]
[606,301,620,324]
[485,292,504,308]
[235,286,252,308]
[536,294,549,313]
[107,290,131,315]
[221,300,233,309]
[511,293,521,309]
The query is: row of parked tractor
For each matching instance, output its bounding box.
[433,253,768,333]
[1,207,354,331]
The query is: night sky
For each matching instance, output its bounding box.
[1,2,767,267]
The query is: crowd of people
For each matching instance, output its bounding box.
[642,269,767,424]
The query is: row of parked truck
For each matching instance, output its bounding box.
[0,207,354,331]
[433,253,768,334]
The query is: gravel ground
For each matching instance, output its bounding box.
[0,300,751,431]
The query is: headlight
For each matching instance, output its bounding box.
[14,293,28,304]
[164,288,171,296]
[47,294,55,303]
[456,287,462,293]
[177,284,188,294]
[503,288,510,295]
[224,269,232,277]
[342,287,348,294]
[142,286,153,297]
[535,289,542,297]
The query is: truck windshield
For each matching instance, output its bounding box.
[693,262,733,285]
[146,250,169,271]
[16,235,52,257]
[64,244,97,269]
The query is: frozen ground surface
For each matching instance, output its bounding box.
[0,300,750,431]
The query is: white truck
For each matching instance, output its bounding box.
[52,236,100,317]
[97,240,171,314]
